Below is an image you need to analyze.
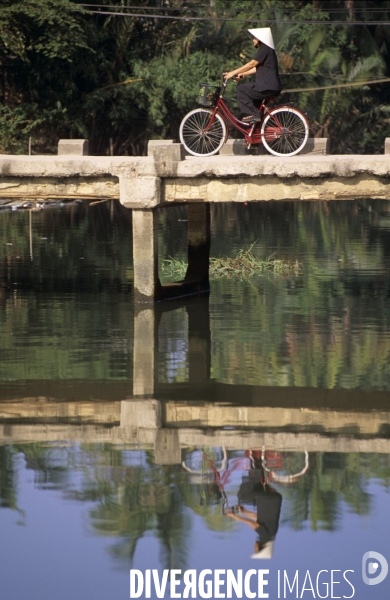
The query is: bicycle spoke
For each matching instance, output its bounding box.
[180,109,226,156]
[262,108,308,156]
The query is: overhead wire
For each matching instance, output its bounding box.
[79,3,390,12]
[77,2,390,24]
[82,9,390,25]
[80,3,198,10]
[93,75,390,95]
[281,77,390,93]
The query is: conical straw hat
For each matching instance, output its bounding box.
[248,28,275,50]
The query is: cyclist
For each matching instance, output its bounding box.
[223,28,282,123]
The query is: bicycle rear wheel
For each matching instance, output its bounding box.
[180,109,227,157]
[261,107,309,157]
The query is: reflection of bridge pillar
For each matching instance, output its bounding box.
[120,400,161,428]
[186,297,211,383]
[132,204,210,303]
[133,297,211,396]
[133,307,157,396]
[184,203,210,287]
[154,429,181,465]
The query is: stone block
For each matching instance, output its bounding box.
[119,175,161,208]
[151,143,186,177]
[147,139,174,155]
[299,138,330,155]
[385,138,390,154]
[58,139,89,156]
[219,139,247,156]
[220,138,329,156]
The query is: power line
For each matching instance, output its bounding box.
[97,75,390,95]
[282,77,390,93]
[84,9,390,25]
[79,3,390,12]
[80,4,196,10]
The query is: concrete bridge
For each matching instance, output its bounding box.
[2,143,390,301]
[1,297,389,459]
[1,140,390,207]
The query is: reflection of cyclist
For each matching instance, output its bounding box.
[224,28,282,123]
[226,468,282,559]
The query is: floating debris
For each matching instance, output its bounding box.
[0,198,86,211]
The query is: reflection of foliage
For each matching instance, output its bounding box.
[16,443,69,490]
[0,443,70,518]
[210,200,390,390]
[281,453,375,532]
[0,201,132,292]
[2,200,390,387]
[67,447,190,570]
[1,443,390,565]
[0,446,18,510]
[0,202,134,381]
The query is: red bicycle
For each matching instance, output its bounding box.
[179,77,309,157]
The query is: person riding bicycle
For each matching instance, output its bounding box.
[224,28,282,123]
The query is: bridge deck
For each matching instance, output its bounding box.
[0,154,390,206]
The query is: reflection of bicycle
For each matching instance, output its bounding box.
[249,448,309,486]
[179,77,309,157]
[181,447,229,481]
[182,447,229,508]
[181,447,309,513]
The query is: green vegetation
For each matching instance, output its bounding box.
[162,246,301,280]
[1,0,390,154]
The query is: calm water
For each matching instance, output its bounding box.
[0,199,390,599]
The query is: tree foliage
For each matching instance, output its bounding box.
[1,0,390,154]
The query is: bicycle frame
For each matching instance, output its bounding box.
[204,79,293,146]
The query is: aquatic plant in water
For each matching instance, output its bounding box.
[162,245,301,280]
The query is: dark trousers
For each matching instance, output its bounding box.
[237,83,279,115]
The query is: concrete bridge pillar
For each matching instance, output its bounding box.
[132,203,210,303]
[132,209,162,303]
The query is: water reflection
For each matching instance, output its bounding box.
[1,442,389,570]
[1,200,390,598]
[1,201,390,389]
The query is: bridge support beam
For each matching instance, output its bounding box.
[132,209,161,302]
[132,204,210,303]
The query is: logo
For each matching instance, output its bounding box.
[362,551,388,586]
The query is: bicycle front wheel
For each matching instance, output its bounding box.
[179,109,227,157]
[261,107,309,157]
